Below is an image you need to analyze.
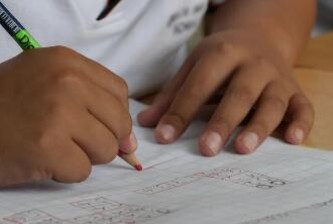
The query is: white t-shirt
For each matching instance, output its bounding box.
[0,0,210,97]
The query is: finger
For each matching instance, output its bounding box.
[119,132,138,154]
[138,56,196,127]
[57,74,134,153]
[71,110,119,165]
[284,93,314,145]
[52,139,92,183]
[80,58,130,109]
[199,63,271,156]
[234,83,290,154]
[50,47,130,109]
[155,52,240,144]
[52,65,134,150]
[79,79,133,143]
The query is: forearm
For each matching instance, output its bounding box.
[207,0,316,64]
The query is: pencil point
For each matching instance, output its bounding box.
[118,151,143,171]
[135,164,143,171]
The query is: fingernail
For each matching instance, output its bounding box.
[120,132,138,153]
[157,124,176,142]
[241,132,259,153]
[203,132,223,156]
[293,128,304,144]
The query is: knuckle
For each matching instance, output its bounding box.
[228,86,257,106]
[253,56,269,67]
[266,95,287,111]
[48,46,79,59]
[36,108,67,148]
[184,87,205,102]
[214,42,235,56]
[47,103,70,123]
[36,131,53,152]
[47,46,83,80]
[35,107,70,150]
[252,56,280,77]
[38,125,57,141]
[52,70,85,91]
[252,56,270,68]
[34,129,61,159]
[164,111,188,128]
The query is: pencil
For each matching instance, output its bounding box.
[0,1,40,50]
[118,151,143,171]
[0,1,143,171]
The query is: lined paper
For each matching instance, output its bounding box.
[0,100,332,224]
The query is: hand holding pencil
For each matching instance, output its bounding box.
[118,134,143,171]
[0,1,142,188]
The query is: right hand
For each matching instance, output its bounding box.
[0,46,136,187]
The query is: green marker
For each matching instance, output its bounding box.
[0,1,40,50]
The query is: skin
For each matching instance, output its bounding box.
[0,0,316,187]
[0,47,137,187]
[138,0,316,156]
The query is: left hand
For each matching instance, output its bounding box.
[138,30,314,156]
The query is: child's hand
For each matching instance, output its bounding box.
[0,47,136,187]
[138,31,314,156]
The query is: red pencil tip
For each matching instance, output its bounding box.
[135,164,143,171]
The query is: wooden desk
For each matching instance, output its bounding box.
[297,33,333,72]
[295,33,333,150]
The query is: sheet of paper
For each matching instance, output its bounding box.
[0,100,333,224]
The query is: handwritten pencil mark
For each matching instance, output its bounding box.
[135,167,288,195]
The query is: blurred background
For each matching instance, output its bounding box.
[316,0,333,35]
[189,1,333,49]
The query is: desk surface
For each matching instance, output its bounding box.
[296,33,333,150]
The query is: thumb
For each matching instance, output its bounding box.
[119,131,138,154]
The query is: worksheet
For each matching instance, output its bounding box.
[0,100,332,224]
